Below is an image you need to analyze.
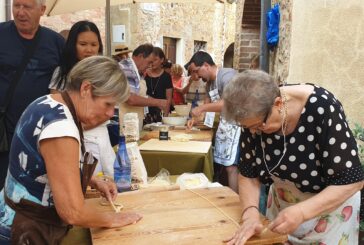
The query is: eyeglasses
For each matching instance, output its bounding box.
[262,108,271,124]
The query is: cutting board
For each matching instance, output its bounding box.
[90,187,287,245]
[140,129,213,142]
[139,138,212,153]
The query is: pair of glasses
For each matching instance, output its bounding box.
[262,109,271,125]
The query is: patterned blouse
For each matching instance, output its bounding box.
[239,85,364,193]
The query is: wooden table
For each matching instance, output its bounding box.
[89,187,287,245]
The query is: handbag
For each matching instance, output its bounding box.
[0,28,41,152]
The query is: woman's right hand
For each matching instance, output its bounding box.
[224,217,264,245]
[110,212,143,228]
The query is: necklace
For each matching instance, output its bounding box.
[261,90,288,176]
[151,75,161,95]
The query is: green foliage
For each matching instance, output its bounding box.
[352,123,364,167]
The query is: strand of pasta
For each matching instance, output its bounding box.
[187,189,240,228]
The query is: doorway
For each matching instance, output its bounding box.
[163,37,177,64]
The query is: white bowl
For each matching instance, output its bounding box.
[162,116,187,126]
[174,104,191,117]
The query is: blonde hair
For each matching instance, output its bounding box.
[171,64,183,77]
[67,56,129,104]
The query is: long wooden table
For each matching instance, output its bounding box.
[89,187,287,245]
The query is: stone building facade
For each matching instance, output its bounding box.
[234,0,363,124]
[40,2,236,68]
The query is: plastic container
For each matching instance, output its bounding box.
[162,116,187,126]
[113,135,131,192]
[123,113,139,142]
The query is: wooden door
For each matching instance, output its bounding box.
[163,37,177,64]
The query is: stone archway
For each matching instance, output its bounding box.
[223,42,235,68]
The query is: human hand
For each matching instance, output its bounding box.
[224,218,263,245]
[158,99,169,115]
[268,204,305,235]
[187,118,195,129]
[111,212,143,228]
[191,107,203,118]
[93,178,118,202]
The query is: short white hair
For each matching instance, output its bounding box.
[36,0,46,6]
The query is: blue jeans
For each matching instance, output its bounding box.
[0,225,10,245]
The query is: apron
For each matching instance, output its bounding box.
[209,78,241,166]
[266,176,360,245]
[119,78,147,132]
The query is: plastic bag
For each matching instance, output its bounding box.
[147,168,171,187]
[126,142,148,185]
[176,173,209,190]
[266,3,280,49]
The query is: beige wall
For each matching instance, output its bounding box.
[288,0,364,124]
[40,3,236,68]
[114,2,236,66]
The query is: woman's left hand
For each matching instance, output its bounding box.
[268,204,305,235]
[92,178,118,202]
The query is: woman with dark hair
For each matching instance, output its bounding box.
[48,21,115,177]
[144,47,173,124]
[49,20,103,92]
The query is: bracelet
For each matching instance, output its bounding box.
[241,205,259,220]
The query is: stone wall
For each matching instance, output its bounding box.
[40,8,106,45]
[288,0,364,124]
[40,3,236,67]
[269,0,292,85]
[119,2,236,66]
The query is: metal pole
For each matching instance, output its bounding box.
[106,0,111,56]
[260,0,270,72]
[5,0,11,21]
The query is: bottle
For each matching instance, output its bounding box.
[189,89,199,119]
[192,89,199,109]
[113,134,131,192]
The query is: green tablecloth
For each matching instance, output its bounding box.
[61,227,91,245]
[140,146,214,181]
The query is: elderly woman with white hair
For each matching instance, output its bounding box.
[0,56,142,244]
[223,70,363,245]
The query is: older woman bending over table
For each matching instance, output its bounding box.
[223,70,363,245]
[0,56,141,244]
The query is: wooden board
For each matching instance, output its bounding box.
[140,129,213,142]
[90,187,287,245]
[139,138,212,153]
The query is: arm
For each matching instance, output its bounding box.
[126,93,169,113]
[191,100,224,117]
[269,181,363,234]
[166,88,173,113]
[225,175,264,245]
[176,77,193,94]
[40,137,142,228]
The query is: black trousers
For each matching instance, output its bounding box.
[0,151,9,190]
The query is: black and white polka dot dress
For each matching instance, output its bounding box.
[239,84,364,193]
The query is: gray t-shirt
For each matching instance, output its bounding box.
[207,68,237,98]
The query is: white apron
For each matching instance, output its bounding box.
[209,85,241,166]
[266,177,360,245]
